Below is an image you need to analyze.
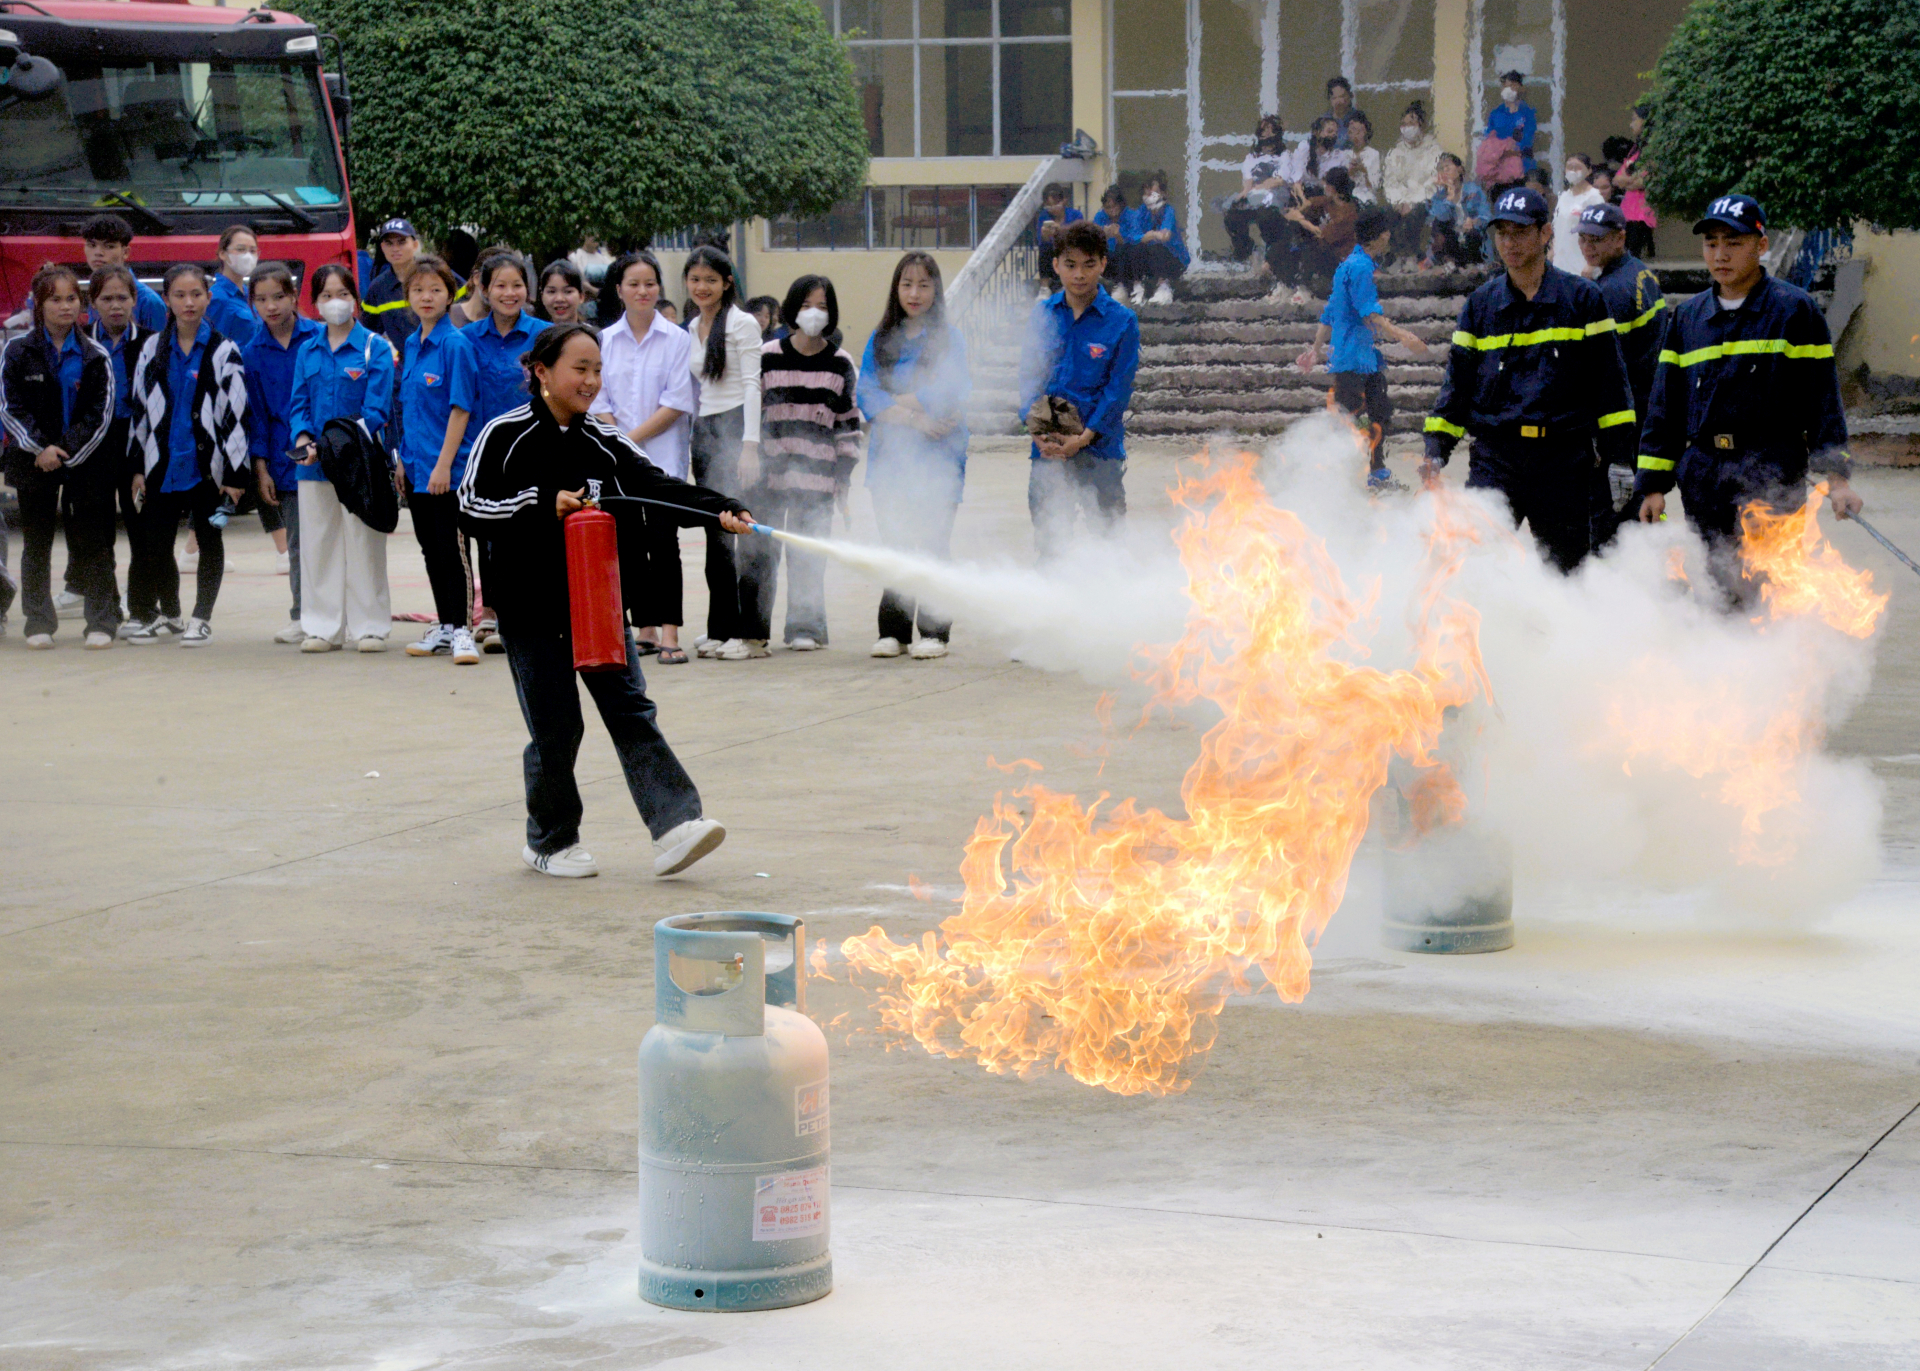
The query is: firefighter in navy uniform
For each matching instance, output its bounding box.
[1634,193,1860,602]
[1422,187,1637,571]
[1576,200,1665,527]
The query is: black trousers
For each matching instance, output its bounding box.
[135,482,225,621]
[1625,222,1656,259]
[1278,238,1346,293]
[691,406,745,642]
[1430,221,1485,269]
[871,478,961,643]
[13,457,118,637]
[634,506,684,628]
[1465,440,1607,574]
[1332,371,1393,470]
[736,487,833,644]
[1224,205,1289,274]
[1677,459,1806,610]
[406,490,471,628]
[1390,204,1428,258]
[1029,454,1126,561]
[500,613,704,854]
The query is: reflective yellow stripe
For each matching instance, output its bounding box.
[361,298,409,314]
[1597,409,1637,429]
[1425,416,1466,437]
[1618,298,1666,333]
[1659,338,1836,367]
[1585,317,1617,335]
[1637,455,1676,471]
[1453,327,1588,350]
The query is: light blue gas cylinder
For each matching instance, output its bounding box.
[638,913,831,1312]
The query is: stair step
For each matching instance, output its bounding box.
[1177,266,1491,302]
[1130,409,1431,437]
[1138,294,1466,327]
[1132,385,1437,414]
[1137,363,1443,390]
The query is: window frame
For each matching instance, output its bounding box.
[763,184,1026,252]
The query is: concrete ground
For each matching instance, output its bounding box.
[3,437,1919,1370]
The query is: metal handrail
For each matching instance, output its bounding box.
[947,154,1061,318]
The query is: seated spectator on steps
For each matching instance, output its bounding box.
[1122,171,1188,307]
[1384,100,1442,260]
[1322,76,1368,150]
[1278,165,1359,304]
[1487,70,1539,179]
[1345,113,1383,204]
[1427,152,1493,268]
[1093,184,1135,302]
[1034,182,1084,292]
[1224,115,1292,279]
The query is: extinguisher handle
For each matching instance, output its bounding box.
[748,522,774,537]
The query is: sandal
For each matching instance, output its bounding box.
[657,646,689,664]
[636,639,661,656]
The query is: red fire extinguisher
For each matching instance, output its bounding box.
[566,506,628,672]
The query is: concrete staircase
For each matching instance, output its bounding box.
[962,264,1490,441]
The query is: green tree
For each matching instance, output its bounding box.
[1641,0,1920,230]
[299,0,868,258]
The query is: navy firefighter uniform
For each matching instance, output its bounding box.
[1423,187,1637,572]
[1634,196,1849,559]
[1579,202,1666,424]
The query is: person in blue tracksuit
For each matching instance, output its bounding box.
[288,263,397,652]
[461,251,549,651]
[1423,187,1636,573]
[85,266,154,631]
[242,262,322,643]
[206,225,262,347]
[1018,220,1141,560]
[78,215,167,333]
[1121,171,1189,306]
[1634,193,1860,604]
[394,254,482,663]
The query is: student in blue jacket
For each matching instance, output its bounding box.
[242,263,321,644]
[1034,182,1084,293]
[78,215,167,333]
[394,254,482,665]
[207,226,262,347]
[1018,221,1140,561]
[288,264,397,654]
[1122,170,1188,307]
[85,265,155,633]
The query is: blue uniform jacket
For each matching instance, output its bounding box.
[395,321,480,490]
[90,319,150,426]
[1424,265,1636,467]
[857,324,971,486]
[461,311,550,437]
[206,273,260,348]
[288,322,396,483]
[1033,205,1084,249]
[1322,245,1383,375]
[1635,271,1849,499]
[1486,102,1539,171]
[242,317,321,492]
[1120,204,1190,268]
[1592,253,1666,435]
[1018,288,1141,461]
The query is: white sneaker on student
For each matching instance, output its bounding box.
[695,635,725,658]
[25,632,53,650]
[451,627,481,664]
[719,637,769,660]
[653,818,726,876]
[124,620,159,644]
[273,621,306,644]
[356,635,388,653]
[300,636,339,653]
[119,617,149,640]
[909,636,949,659]
[406,624,452,656]
[870,636,903,657]
[155,616,185,636]
[1130,282,1146,307]
[787,635,821,651]
[1290,287,1312,307]
[1151,282,1175,306]
[523,843,599,878]
[178,617,212,647]
[84,631,112,650]
[276,551,291,575]
[178,551,198,573]
[54,589,83,619]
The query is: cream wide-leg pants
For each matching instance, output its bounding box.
[298,479,391,645]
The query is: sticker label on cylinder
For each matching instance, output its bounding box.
[752,1166,827,1242]
[796,1080,829,1137]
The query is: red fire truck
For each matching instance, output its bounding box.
[0,0,356,321]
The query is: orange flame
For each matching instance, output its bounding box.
[1741,485,1887,636]
[836,451,1487,1096]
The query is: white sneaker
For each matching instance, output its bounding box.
[479,622,505,653]
[1130,282,1146,307]
[1151,282,1175,306]
[84,631,112,650]
[1291,287,1312,307]
[406,624,453,656]
[718,637,769,660]
[54,589,83,619]
[273,621,306,644]
[119,617,150,640]
[25,632,53,650]
[451,627,481,664]
[300,636,339,653]
[124,620,160,645]
[870,636,903,658]
[155,616,185,636]
[178,551,198,572]
[276,551,290,575]
[523,843,598,879]
[653,818,726,876]
[787,635,820,652]
[695,635,726,659]
[178,617,212,647]
[356,635,388,653]
[909,636,949,659]
[1265,282,1292,304]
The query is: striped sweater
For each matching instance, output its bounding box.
[758,337,861,496]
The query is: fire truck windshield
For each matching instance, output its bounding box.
[0,58,344,213]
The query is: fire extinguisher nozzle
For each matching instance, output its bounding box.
[749,523,774,537]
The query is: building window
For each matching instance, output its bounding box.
[766,185,1023,250]
[811,0,1071,158]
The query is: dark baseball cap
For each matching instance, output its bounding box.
[377,217,418,241]
[1488,187,1550,226]
[1693,194,1766,235]
[1576,202,1627,236]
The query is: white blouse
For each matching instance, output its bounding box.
[688,303,763,442]
[590,310,696,479]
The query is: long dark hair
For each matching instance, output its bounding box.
[683,244,738,381]
[599,250,663,326]
[872,251,947,385]
[1306,116,1339,178]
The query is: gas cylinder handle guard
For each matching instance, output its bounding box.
[654,913,807,1036]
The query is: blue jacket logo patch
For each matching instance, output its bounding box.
[345,368,365,381]
[1087,343,1107,359]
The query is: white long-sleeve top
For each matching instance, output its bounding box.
[688,303,763,442]
[1552,185,1605,274]
[1383,132,1442,210]
[590,309,696,479]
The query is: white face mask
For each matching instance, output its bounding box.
[229,251,258,277]
[1502,87,1520,105]
[1143,192,1164,209]
[1400,125,1420,143]
[1566,166,1587,184]
[795,306,829,338]
[318,297,354,327]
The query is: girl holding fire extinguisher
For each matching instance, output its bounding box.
[458,322,757,881]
